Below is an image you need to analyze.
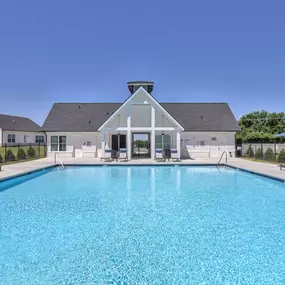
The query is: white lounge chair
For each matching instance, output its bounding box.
[118,148,128,161]
[171,149,180,162]
[155,148,165,162]
[100,148,112,162]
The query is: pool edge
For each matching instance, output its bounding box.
[1,163,284,185]
[225,164,285,183]
[0,164,58,183]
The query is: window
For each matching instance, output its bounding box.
[200,140,205,146]
[36,135,45,143]
[211,137,217,141]
[24,135,27,143]
[8,134,16,143]
[86,141,91,147]
[51,136,59,151]
[51,136,67,151]
[59,136,66,151]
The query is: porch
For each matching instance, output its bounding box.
[98,87,184,160]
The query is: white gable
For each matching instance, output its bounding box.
[98,87,184,131]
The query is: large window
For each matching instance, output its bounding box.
[8,134,16,143]
[59,136,67,151]
[36,135,45,143]
[51,136,59,151]
[51,136,67,151]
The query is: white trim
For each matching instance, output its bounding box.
[115,127,176,131]
[98,87,185,131]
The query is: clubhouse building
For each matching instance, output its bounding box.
[42,81,240,159]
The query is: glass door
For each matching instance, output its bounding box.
[132,133,150,158]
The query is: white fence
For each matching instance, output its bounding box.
[242,143,285,156]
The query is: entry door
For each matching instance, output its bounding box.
[111,135,126,151]
[132,133,150,157]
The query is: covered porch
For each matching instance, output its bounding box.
[98,86,184,160]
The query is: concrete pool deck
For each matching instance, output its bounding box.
[0,157,284,182]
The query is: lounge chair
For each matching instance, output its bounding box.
[171,149,180,162]
[118,148,128,161]
[155,149,165,162]
[280,164,285,171]
[100,149,112,162]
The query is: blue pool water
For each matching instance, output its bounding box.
[1,166,285,284]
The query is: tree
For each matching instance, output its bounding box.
[278,150,285,163]
[5,149,16,161]
[237,111,285,143]
[17,148,26,160]
[255,147,263,159]
[264,148,276,162]
[246,144,254,157]
[27,146,36,158]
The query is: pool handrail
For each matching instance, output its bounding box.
[217,151,228,165]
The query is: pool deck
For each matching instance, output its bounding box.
[0,157,284,182]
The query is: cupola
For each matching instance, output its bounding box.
[127,81,154,95]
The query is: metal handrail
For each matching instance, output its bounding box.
[217,151,228,165]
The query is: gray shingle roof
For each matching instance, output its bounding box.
[0,114,41,132]
[42,102,239,132]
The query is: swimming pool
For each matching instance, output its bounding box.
[1,166,285,284]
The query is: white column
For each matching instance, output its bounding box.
[176,131,181,158]
[100,131,105,157]
[151,106,155,159]
[127,107,132,160]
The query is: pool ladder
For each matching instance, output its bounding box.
[54,152,65,168]
[217,151,228,166]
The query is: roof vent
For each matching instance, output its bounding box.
[12,120,16,124]
[87,120,91,124]
[127,81,154,95]
[78,105,81,109]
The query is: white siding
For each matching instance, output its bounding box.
[46,132,100,158]
[2,130,45,145]
[181,132,236,158]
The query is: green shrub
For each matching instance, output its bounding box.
[0,154,3,163]
[246,144,254,157]
[27,146,36,158]
[278,149,285,163]
[17,148,26,160]
[5,149,16,161]
[264,148,276,161]
[254,147,263,159]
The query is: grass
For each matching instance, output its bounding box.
[0,146,46,165]
[0,156,45,166]
[241,157,279,165]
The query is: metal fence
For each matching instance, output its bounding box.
[0,143,46,164]
[241,143,285,163]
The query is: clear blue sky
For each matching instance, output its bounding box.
[0,0,284,125]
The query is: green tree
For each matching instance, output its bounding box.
[246,144,254,157]
[264,148,276,162]
[17,148,26,160]
[237,111,285,143]
[278,149,285,163]
[255,147,263,159]
[5,149,16,161]
[27,146,36,158]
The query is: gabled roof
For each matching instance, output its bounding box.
[42,103,121,132]
[162,103,240,132]
[98,87,185,131]
[0,114,42,132]
[42,102,240,132]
